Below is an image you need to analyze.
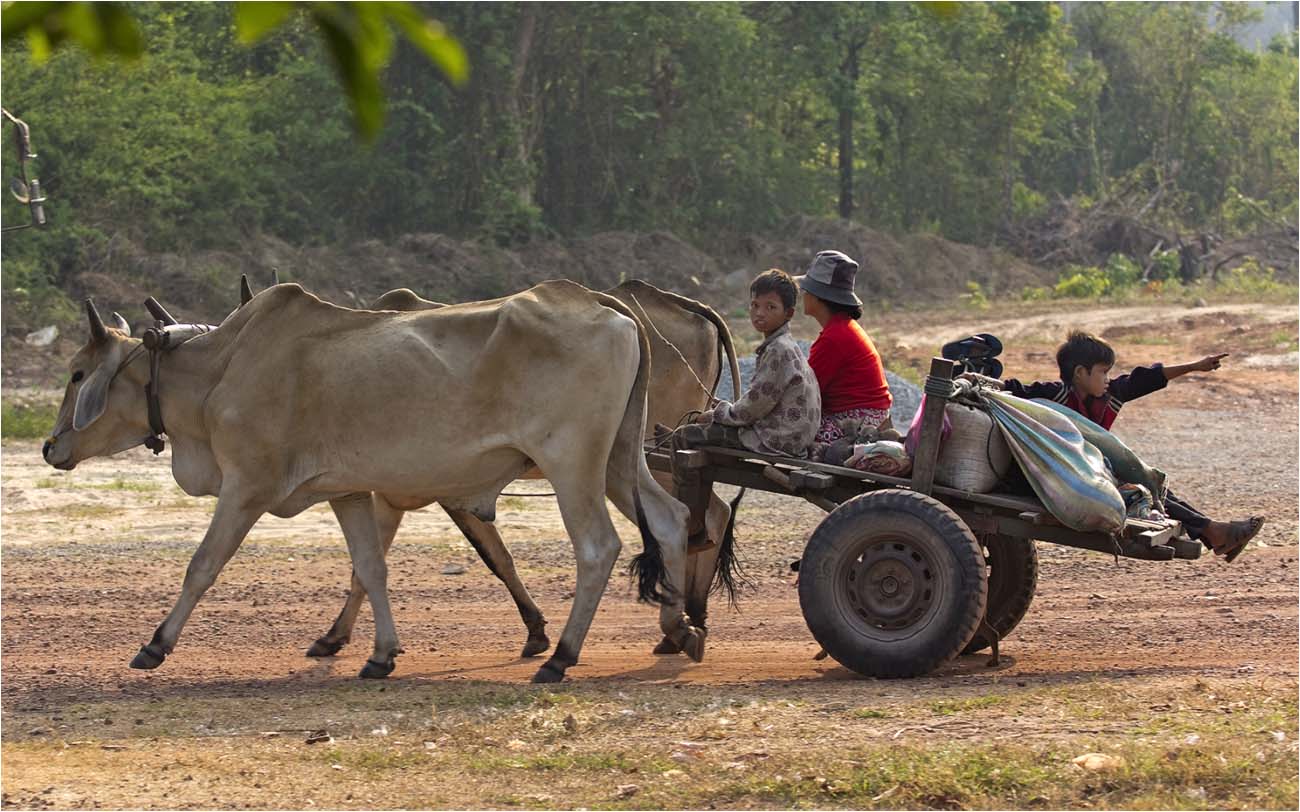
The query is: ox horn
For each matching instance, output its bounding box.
[271,267,280,286]
[85,298,108,343]
[111,311,131,334]
[143,296,178,326]
[240,274,254,306]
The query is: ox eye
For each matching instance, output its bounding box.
[71,371,84,384]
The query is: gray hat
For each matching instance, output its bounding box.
[795,250,862,307]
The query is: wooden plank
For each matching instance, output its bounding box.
[789,470,835,491]
[1018,511,1060,526]
[908,357,956,495]
[657,445,1049,514]
[673,449,710,470]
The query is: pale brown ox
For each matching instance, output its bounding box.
[306,279,745,661]
[43,281,702,683]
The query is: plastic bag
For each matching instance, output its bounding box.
[845,440,912,477]
[1031,398,1168,511]
[981,390,1126,533]
[903,394,952,457]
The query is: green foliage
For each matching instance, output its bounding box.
[1148,249,1181,282]
[1,400,58,439]
[1103,253,1142,288]
[1053,265,1110,299]
[1216,258,1298,299]
[962,280,989,309]
[2,2,143,62]
[0,0,1294,327]
[4,1,466,141]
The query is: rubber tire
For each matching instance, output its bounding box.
[798,489,987,678]
[962,533,1038,655]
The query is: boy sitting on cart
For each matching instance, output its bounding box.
[676,268,822,457]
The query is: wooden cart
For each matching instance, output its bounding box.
[647,358,1201,679]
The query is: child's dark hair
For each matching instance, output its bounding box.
[1056,331,1115,381]
[825,299,863,320]
[750,268,798,311]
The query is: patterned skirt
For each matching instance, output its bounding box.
[814,406,892,445]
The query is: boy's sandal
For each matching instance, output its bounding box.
[1221,517,1266,563]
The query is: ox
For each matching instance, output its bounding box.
[304,280,745,662]
[43,281,702,682]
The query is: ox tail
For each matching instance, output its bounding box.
[710,488,752,607]
[629,490,670,604]
[594,291,674,605]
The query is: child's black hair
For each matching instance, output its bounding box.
[1056,330,1116,381]
[750,268,798,311]
[825,298,863,320]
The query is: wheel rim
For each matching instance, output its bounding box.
[842,535,941,636]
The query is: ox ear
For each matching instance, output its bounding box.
[72,365,111,431]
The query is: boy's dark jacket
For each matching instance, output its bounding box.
[1002,364,1167,430]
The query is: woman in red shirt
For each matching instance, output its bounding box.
[795,251,893,460]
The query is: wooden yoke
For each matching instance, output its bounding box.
[908,357,956,496]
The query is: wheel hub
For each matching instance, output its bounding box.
[845,540,936,631]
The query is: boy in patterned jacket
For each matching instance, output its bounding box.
[680,269,821,457]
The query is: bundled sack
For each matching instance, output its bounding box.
[981,390,1126,533]
[1031,398,1168,511]
[934,402,1011,493]
[845,440,912,477]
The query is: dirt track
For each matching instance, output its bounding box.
[1,300,1296,809]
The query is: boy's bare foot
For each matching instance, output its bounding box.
[1201,517,1266,562]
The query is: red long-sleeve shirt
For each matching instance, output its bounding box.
[807,314,893,414]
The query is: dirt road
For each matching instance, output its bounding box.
[2,300,1296,809]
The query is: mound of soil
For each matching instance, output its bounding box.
[725,216,1053,300]
[7,219,1057,383]
[59,219,1051,328]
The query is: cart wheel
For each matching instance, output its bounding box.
[798,489,987,678]
[962,534,1038,655]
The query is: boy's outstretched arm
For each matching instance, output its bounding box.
[1162,353,1228,381]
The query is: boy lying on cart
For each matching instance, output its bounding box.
[965,330,1264,562]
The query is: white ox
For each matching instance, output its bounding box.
[43,281,702,682]
[305,280,745,662]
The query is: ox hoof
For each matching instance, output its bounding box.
[359,657,395,679]
[521,634,551,658]
[130,644,167,670]
[652,636,681,655]
[306,637,347,658]
[531,660,567,684]
[679,627,706,663]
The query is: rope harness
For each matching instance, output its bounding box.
[106,322,213,455]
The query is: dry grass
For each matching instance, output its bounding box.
[3,678,1295,809]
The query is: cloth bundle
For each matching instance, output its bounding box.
[981,389,1127,533]
[844,440,912,477]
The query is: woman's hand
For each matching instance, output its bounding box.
[694,411,713,424]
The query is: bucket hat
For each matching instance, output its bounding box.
[794,250,862,307]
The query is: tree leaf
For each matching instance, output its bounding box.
[382,2,468,86]
[311,10,385,140]
[96,3,143,58]
[1,1,61,41]
[233,1,296,44]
